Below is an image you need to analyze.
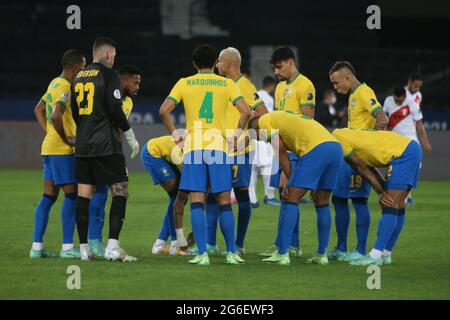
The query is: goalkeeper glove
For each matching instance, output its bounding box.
[124,128,140,159]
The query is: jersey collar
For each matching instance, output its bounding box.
[351,82,365,95]
[233,75,243,83]
[286,73,301,85]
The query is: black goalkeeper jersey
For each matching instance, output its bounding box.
[71,63,124,157]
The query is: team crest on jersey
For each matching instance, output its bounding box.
[114,89,121,99]
[283,88,293,98]
[351,99,356,107]
[307,92,314,101]
[60,92,69,101]
[161,167,169,177]
[369,98,377,105]
[253,93,259,100]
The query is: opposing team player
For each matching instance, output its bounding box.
[159,44,251,265]
[328,61,388,262]
[30,49,86,258]
[332,128,422,266]
[71,37,140,261]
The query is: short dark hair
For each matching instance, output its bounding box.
[262,76,276,87]
[409,73,422,82]
[118,64,141,76]
[329,61,356,76]
[393,85,406,97]
[192,44,218,69]
[270,46,295,65]
[61,49,84,68]
[93,37,118,51]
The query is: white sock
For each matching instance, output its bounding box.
[369,248,383,260]
[62,243,74,251]
[80,243,90,252]
[32,242,44,251]
[175,229,187,247]
[170,240,178,248]
[382,249,392,257]
[107,239,119,250]
[155,239,166,247]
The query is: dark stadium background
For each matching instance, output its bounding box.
[0,0,449,177]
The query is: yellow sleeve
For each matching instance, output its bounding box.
[298,79,315,108]
[361,87,382,115]
[55,85,71,109]
[242,81,264,110]
[258,115,278,142]
[167,79,184,105]
[332,129,353,158]
[227,80,244,105]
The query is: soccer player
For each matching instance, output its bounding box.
[71,37,140,261]
[140,135,190,255]
[249,111,343,266]
[30,49,86,259]
[159,44,251,265]
[332,128,422,266]
[405,73,423,106]
[200,47,268,255]
[328,61,389,262]
[260,46,316,258]
[87,64,142,256]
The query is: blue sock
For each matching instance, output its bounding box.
[33,194,57,242]
[157,195,176,241]
[385,208,406,252]
[235,189,252,248]
[316,204,332,255]
[374,207,398,251]
[218,204,236,253]
[190,202,206,254]
[290,206,300,248]
[273,188,284,247]
[353,198,371,255]
[332,196,350,252]
[278,202,299,255]
[61,193,77,244]
[206,194,219,246]
[88,184,108,241]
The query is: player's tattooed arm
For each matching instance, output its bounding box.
[254,103,268,117]
[416,120,432,153]
[52,102,74,146]
[34,100,47,132]
[373,109,389,130]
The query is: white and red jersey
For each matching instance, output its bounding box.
[405,86,422,107]
[383,96,423,143]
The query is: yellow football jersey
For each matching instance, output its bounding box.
[40,77,76,155]
[332,128,411,167]
[147,135,183,170]
[347,83,382,129]
[167,71,243,153]
[258,111,337,157]
[121,96,133,119]
[273,73,315,114]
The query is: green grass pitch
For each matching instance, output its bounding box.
[0,169,449,299]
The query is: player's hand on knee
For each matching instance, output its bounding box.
[281,185,289,200]
[379,192,395,208]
